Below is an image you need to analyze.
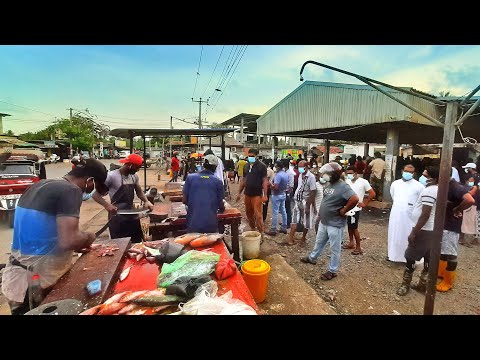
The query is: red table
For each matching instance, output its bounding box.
[113,240,260,313]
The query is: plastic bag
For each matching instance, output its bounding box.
[157,250,220,287]
[215,258,237,280]
[165,275,212,298]
[179,280,257,315]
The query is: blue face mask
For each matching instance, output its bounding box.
[197,165,202,171]
[347,174,354,180]
[402,172,414,181]
[82,189,95,201]
[418,175,428,186]
[298,167,305,174]
[248,156,256,163]
[468,181,475,187]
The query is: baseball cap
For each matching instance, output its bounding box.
[119,153,144,166]
[204,154,219,166]
[71,159,108,194]
[319,162,342,174]
[462,162,476,169]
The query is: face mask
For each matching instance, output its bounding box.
[419,175,428,186]
[312,165,317,168]
[82,192,93,201]
[319,178,327,184]
[347,174,354,180]
[298,167,305,174]
[468,181,474,187]
[322,174,330,182]
[402,172,414,181]
[197,165,202,171]
[248,156,256,163]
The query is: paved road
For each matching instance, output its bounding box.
[0,160,117,265]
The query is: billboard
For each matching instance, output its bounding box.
[115,140,127,148]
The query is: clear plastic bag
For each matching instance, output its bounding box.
[179,280,257,315]
[157,250,220,287]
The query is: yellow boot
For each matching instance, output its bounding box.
[437,260,447,279]
[436,270,456,292]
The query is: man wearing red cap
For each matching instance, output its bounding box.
[93,153,154,242]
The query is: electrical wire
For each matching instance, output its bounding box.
[209,46,241,105]
[201,45,225,98]
[209,45,236,104]
[0,99,59,117]
[191,45,204,99]
[209,45,247,112]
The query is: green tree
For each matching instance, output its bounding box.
[4,130,15,136]
[439,91,451,97]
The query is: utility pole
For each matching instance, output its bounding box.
[170,116,173,157]
[67,108,73,157]
[192,98,208,129]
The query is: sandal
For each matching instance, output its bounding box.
[342,243,355,250]
[351,249,363,255]
[321,271,337,281]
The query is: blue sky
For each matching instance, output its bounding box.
[1,45,479,135]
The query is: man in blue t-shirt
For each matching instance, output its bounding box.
[1,159,109,315]
[183,154,225,233]
[266,161,289,236]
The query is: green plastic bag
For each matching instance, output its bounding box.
[157,250,220,288]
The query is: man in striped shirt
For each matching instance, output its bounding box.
[397,166,439,296]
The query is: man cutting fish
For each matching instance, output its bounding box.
[93,153,154,242]
[1,159,109,315]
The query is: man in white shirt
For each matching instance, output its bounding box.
[396,166,438,296]
[285,159,296,227]
[344,166,376,255]
[451,159,460,182]
[387,164,425,262]
[204,149,224,185]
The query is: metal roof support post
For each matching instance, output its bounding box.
[143,135,147,192]
[325,139,330,165]
[364,143,370,158]
[221,134,225,161]
[382,128,399,203]
[424,101,458,315]
[459,84,480,107]
[129,131,133,154]
[209,137,212,149]
[241,117,244,147]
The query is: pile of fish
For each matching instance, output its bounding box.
[174,233,223,248]
[79,288,185,315]
[125,242,161,263]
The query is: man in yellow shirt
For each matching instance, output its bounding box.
[237,156,247,182]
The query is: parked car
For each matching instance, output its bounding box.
[118,150,130,159]
[0,159,44,228]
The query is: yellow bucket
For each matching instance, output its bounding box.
[241,259,271,303]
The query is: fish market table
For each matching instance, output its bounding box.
[149,202,242,262]
[113,239,260,313]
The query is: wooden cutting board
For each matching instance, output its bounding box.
[41,238,131,309]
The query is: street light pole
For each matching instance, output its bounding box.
[170,116,173,157]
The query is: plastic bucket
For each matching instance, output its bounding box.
[241,259,271,303]
[241,231,261,260]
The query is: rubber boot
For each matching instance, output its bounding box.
[437,260,447,279]
[396,270,413,296]
[411,269,428,293]
[436,270,456,292]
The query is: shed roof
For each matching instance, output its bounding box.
[110,128,235,138]
[256,81,480,144]
[200,136,244,147]
[220,113,260,134]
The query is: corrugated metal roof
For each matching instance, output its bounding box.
[257,81,441,136]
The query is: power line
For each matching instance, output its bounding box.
[209,45,236,104]
[191,45,204,99]
[209,45,248,113]
[0,99,59,117]
[201,45,225,98]
[209,45,240,105]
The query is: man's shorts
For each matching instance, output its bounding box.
[405,229,434,261]
[441,230,460,256]
[346,211,360,230]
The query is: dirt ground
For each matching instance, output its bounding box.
[226,181,480,315]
